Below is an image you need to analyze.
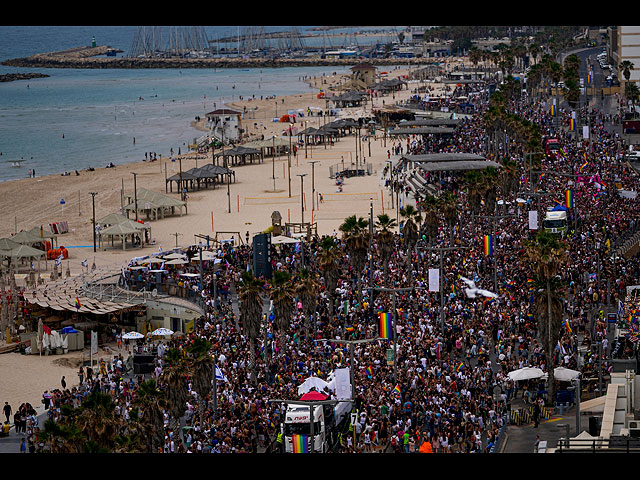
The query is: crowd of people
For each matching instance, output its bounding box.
[13,70,640,455]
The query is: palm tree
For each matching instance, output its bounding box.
[270,270,295,350]
[375,213,397,281]
[294,267,319,341]
[339,215,370,306]
[132,378,168,453]
[319,235,341,315]
[73,391,122,452]
[524,230,568,406]
[187,337,214,425]
[420,196,439,245]
[440,192,459,244]
[159,347,189,438]
[238,269,265,385]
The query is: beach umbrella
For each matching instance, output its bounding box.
[165,258,188,265]
[151,327,174,336]
[507,367,545,382]
[122,331,144,340]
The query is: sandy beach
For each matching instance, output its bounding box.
[0,61,461,413]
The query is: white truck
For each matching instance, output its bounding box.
[282,399,352,453]
[543,210,568,236]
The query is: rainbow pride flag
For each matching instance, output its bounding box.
[550,104,556,116]
[393,384,401,395]
[292,435,309,453]
[379,312,393,339]
[569,118,575,131]
[564,319,572,334]
[456,362,464,372]
[483,235,493,256]
[566,189,574,208]
[75,297,82,309]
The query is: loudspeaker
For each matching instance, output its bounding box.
[252,233,272,279]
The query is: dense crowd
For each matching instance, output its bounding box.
[20,78,640,454]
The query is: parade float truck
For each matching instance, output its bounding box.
[282,396,352,453]
[543,136,561,158]
[543,210,568,236]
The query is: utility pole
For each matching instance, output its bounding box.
[416,245,470,331]
[472,212,517,292]
[297,173,307,224]
[89,192,97,253]
[171,232,183,248]
[371,286,427,385]
[309,161,319,211]
[288,124,293,198]
[131,172,138,221]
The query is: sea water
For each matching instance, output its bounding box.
[0,26,397,182]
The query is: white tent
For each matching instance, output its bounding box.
[507,367,545,382]
[297,376,331,396]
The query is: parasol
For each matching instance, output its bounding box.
[151,327,174,336]
[121,331,144,340]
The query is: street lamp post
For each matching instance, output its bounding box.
[131,172,138,221]
[288,124,293,198]
[297,173,307,225]
[89,192,97,252]
[309,160,319,212]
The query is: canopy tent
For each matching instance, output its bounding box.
[98,222,144,251]
[298,376,331,396]
[271,235,300,245]
[124,188,187,221]
[10,230,45,245]
[0,237,20,256]
[299,391,328,401]
[507,367,545,382]
[243,135,291,157]
[166,164,234,193]
[213,146,262,167]
[96,212,130,226]
[27,227,58,248]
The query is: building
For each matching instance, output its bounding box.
[349,63,377,89]
[206,108,243,144]
[614,26,640,89]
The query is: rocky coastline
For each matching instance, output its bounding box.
[0,72,50,82]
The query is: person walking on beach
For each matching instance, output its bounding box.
[61,376,66,390]
[78,366,84,385]
[42,391,51,410]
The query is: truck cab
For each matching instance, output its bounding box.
[283,404,327,453]
[543,137,561,158]
[543,210,568,236]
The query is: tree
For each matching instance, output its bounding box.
[132,378,168,453]
[319,235,341,316]
[339,215,370,306]
[524,230,568,406]
[375,213,397,281]
[270,270,295,350]
[294,267,319,340]
[159,347,189,438]
[238,269,265,385]
[187,337,214,426]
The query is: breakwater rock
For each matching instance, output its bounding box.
[2,47,441,70]
[0,72,50,82]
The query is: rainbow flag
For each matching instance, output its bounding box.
[345,325,354,333]
[75,297,82,309]
[379,312,393,339]
[569,118,575,131]
[393,384,401,395]
[367,366,374,377]
[292,435,309,453]
[483,235,493,256]
[580,161,588,173]
[456,362,464,372]
[565,190,574,208]
[550,104,556,116]
[564,319,572,334]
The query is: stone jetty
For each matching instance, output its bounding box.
[1,45,441,70]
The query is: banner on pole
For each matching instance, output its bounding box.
[528,210,538,230]
[428,268,439,292]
